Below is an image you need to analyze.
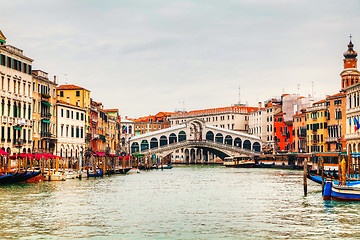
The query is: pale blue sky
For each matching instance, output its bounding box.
[1,0,359,117]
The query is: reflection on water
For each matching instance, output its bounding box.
[1,166,360,239]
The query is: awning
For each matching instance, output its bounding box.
[94,152,105,156]
[10,153,34,159]
[41,101,52,107]
[0,149,9,155]
[42,119,51,123]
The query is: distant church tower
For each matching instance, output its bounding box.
[341,36,360,89]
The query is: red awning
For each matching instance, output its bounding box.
[95,152,105,156]
[0,149,9,155]
[34,153,61,160]
[9,153,34,159]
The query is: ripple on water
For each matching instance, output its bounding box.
[1,166,360,239]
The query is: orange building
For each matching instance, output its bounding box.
[326,92,346,152]
[292,110,307,152]
[132,112,174,135]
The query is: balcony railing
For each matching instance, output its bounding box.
[86,133,92,140]
[41,131,52,138]
[41,112,52,118]
[325,137,340,143]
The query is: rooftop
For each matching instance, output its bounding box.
[57,84,89,91]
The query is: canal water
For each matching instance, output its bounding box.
[1,166,360,239]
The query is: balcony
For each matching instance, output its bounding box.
[99,134,106,142]
[41,131,52,138]
[1,116,7,123]
[325,137,340,143]
[86,133,92,140]
[41,93,50,100]
[345,132,360,141]
[41,112,52,118]
[92,133,99,139]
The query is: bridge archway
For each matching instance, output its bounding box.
[131,142,139,153]
[253,142,261,152]
[190,149,196,163]
[243,140,251,150]
[225,135,232,145]
[234,137,242,148]
[141,140,149,151]
[150,138,158,149]
[206,131,214,141]
[215,133,223,143]
[160,136,168,146]
[169,133,177,144]
[184,148,190,163]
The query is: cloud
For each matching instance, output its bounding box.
[0,0,359,117]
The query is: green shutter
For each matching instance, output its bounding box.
[42,120,51,123]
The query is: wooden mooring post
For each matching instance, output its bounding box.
[303,159,307,196]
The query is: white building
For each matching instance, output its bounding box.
[55,100,86,161]
[120,117,134,155]
[169,105,257,133]
[0,30,34,155]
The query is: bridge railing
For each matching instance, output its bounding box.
[139,139,259,156]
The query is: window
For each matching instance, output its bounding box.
[76,91,80,97]
[71,126,74,137]
[76,112,79,120]
[81,113,84,121]
[71,111,73,119]
[61,109,64,117]
[66,110,69,118]
[60,91,64,97]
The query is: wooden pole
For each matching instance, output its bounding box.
[303,159,307,196]
[321,157,325,195]
[358,157,360,180]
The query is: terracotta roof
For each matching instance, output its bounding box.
[56,100,84,109]
[314,99,326,104]
[172,106,258,118]
[326,92,346,99]
[104,109,118,113]
[57,84,89,91]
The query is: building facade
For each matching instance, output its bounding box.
[0,31,33,155]
[32,70,57,154]
[55,100,86,161]
[344,40,360,153]
[57,84,91,150]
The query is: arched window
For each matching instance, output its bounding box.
[224,135,232,145]
[160,136,167,146]
[141,140,149,151]
[206,131,214,141]
[150,138,158,148]
[215,133,223,143]
[243,140,251,150]
[234,138,242,147]
[131,142,139,153]
[253,142,261,152]
[169,133,177,144]
[178,131,186,142]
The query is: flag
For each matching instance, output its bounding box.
[350,118,352,125]
[354,117,358,131]
[123,125,127,134]
[356,117,360,131]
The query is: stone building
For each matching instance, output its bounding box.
[344,39,360,153]
[0,30,33,155]
[55,100,86,161]
[31,70,57,154]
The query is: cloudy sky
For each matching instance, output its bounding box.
[1,0,359,117]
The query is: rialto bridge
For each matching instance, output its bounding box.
[129,119,262,163]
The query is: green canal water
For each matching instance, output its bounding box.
[1,166,360,239]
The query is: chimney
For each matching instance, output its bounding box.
[54,75,57,83]
[258,102,262,109]
[67,97,70,104]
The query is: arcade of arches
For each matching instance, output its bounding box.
[131,130,261,163]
